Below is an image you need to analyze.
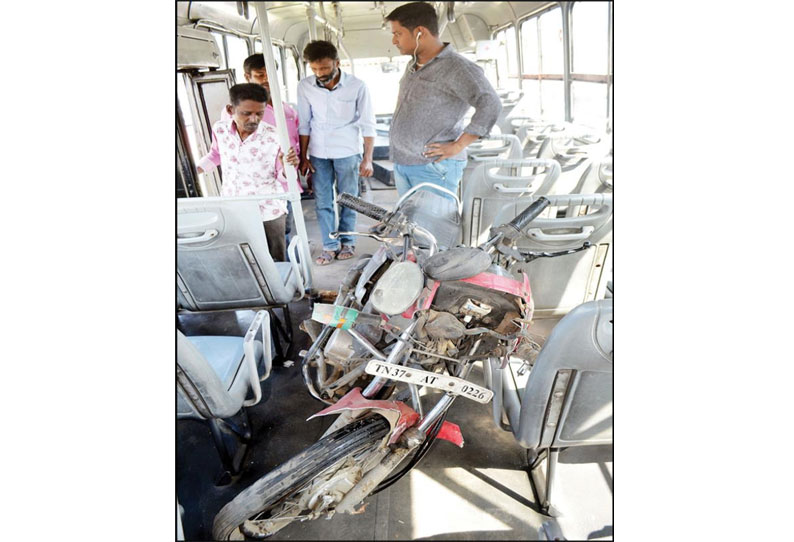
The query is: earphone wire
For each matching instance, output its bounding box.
[412,31,421,71]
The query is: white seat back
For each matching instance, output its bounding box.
[495,194,613,317]
[177,198,302,309]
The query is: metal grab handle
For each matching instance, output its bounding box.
[469,143,511,157]
[242,310,271,406]
[286,236,306,300]
[177,229,218,244]
[493,183,537,193]
[527,226,595,242]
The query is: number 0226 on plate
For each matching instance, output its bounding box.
[364,360,494,404]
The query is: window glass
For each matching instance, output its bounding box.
[177,73,204,164]
[572,81,608,130]
[494,27,519,90]
[572,1,609,75]
[539,7,563,75]
[512,80,541,118]
[343,56,412,115]
[505,26,518,80]
[225,35,249,83]
[520,18,539,74]
[284,48,300,106]
[210,32,227,70]
[494,29,507,89]
[540,80,564,120]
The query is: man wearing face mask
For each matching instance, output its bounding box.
[297,40,376,266]
[386,2,501,197]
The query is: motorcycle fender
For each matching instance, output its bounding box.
[307,387,420,445]
[436,421,465,448]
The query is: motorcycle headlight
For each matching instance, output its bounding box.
[371,261,424,315]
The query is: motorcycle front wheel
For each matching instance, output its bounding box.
[212,415,390,540]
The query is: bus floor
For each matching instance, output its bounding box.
[177,301,612,541]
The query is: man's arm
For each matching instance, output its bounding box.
[196,132,221,173]
[298,135,314,175]
[425,62,502,162]
[357,83,377,177]
[296,82,315,176]
[360,137,374,177]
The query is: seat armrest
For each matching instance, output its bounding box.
[287,236,308,299]
[242,310,272,406]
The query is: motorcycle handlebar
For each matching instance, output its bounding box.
[506,197,550,235]
[336,192,390,222]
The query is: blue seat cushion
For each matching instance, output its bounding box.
[185,336,245,390]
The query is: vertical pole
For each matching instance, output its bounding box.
[607,1,613,134]
[306,2,318,41]
[561,2,572,123]
[253,2,313,292]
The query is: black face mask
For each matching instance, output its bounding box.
[317,67,338,84]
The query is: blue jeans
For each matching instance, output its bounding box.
[394,159,467,198]
[310,154,361,250]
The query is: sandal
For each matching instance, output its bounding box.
[315,250,336,266]
[337,245,355,260]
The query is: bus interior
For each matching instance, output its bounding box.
[177,2,613,540]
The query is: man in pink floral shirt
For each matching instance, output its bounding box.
[197,84,298,261]
[200,54,302,192]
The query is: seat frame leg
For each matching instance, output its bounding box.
[527,447,562,517]
[266,305,293,360]
[208,413,251,486]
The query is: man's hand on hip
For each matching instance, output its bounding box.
[423,141,463,163]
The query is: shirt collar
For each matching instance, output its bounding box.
[411,42,455,73]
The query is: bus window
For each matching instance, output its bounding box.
[177,74,203,165]
[572,1,609,75]
[519,18,541,117]
[572,1,611,130]
[210,32,227,70]
[345,56,411,115]
[539,6,564,119]
[571,81,608,130]
[284,48,300,106]
[516,7,564,120]
[494,26,519,91]
[225,34,250,83]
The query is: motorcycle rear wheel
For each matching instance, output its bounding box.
[212,416,390,540]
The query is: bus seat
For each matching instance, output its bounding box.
[493,193,612,318]
[177,311,272,482]
[177,198,306,310]
[459,134,524,201]
[564,154,612,217]
[496,299,612,513]
[514,299,613,450]
[461,158,562,247]
[395,187,461,251]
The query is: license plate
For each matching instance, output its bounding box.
[364,360,494,404]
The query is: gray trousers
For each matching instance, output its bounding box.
[263,214,287,262]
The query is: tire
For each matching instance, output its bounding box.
[212,416,390,540]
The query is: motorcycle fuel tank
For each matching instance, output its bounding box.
[370,261,424,315]
[423,247,492,281]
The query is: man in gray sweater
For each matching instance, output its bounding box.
[386,2,501,197]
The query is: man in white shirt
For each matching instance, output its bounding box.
[297,40,377,265]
